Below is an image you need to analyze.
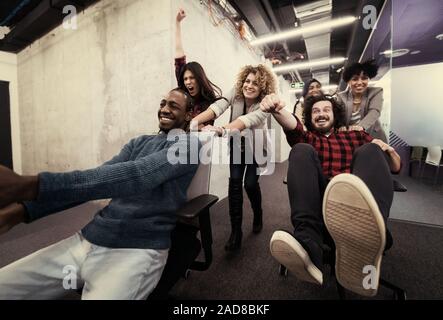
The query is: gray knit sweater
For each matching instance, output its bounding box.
[23,132,200,249]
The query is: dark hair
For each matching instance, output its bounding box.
[342,59,379,82]
[170,87,194,112]
[302,78,321,98]
[302,94,346,132]
[178,61,222,109]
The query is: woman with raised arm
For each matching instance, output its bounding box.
[192,64,277,251]
[174,8,222,124]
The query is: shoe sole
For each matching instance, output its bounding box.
[323,174,386,297]
[270,231,323,285]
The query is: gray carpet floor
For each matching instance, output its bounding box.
[169,162,443,300]
[0,163,442,300]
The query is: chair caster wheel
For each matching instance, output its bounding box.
[279,265,288,277]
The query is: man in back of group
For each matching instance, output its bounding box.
[260,93,401,296]
[0,87,201,300]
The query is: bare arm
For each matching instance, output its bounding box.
[175,9,186,59]
[371,139,401,173]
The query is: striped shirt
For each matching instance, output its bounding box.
[349,110,361,125]
[285,115,373,178]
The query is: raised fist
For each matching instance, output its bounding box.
[176,8,186,23]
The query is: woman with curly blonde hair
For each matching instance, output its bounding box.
[192,64,277,251]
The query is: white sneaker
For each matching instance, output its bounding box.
[323,173,386,297]
[270,230,323,285]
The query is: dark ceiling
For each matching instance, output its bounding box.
[1,0,442,87]
[368,0,443,68]
[229,0,443,88]
[228,0,386,87]
[0,0,99,53]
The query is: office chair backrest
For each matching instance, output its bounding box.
[425,146,442,166]
[186,131,216,201]
[410,146,424,161]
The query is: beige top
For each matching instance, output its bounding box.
[209,87,273,172]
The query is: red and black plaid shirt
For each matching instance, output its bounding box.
[285,116,373,179]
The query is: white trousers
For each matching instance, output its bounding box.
[0,232,168,300]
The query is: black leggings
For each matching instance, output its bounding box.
[229,136,260,189]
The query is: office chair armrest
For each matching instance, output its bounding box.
[174,194,218,272]
[176,194,219,219]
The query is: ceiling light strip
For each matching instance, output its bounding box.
[289,84,339,94]
[250,16,357,46]
[273,57,346,73]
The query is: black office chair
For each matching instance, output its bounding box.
[148,132,219,300]
[280,177,407,300]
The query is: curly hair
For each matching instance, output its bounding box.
[303,94,346,132]
[234,64,277,101]
[342,59,379,82]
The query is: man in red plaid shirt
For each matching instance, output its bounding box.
[260,94,401,297]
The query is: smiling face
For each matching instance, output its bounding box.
[311,100,335,134]
[307,81,322,98]
[158,90,192,133]
[348,71,369,95]
[183,70,200,98]
[242,72,260,102]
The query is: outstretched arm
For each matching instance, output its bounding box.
[203,107,269,136]
[191,108,217,130]
[0,136,134,209]
[0,135,200,215]
[192,88,234,130]
[175,8,186,59]
[260,93,298,131]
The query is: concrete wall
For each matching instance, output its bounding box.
[0,52,21,173]
[17,0,174,175]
